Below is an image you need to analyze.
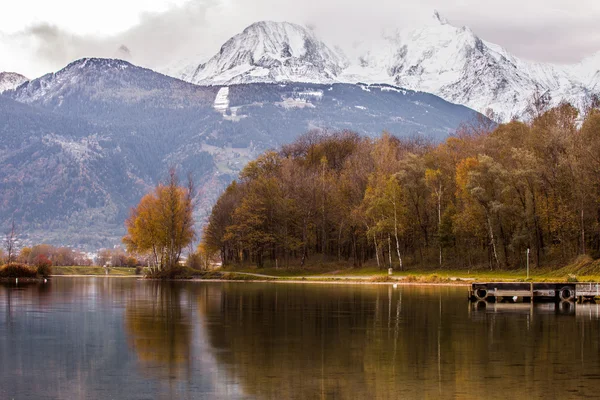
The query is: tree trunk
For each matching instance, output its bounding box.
[338,222,344,262]
[301,219,308,268]
[436,189,442,268]
[392,198,403,271]
[581,204,586,255]
[388,234,393,269]
[486,212,500,270]
[368,223,381,269]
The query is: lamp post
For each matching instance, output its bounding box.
[526,248,530,280]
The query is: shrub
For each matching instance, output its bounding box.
[125,256,138,268]
[145,266,196,279]
[0,263,38,278]
[34,255,53,278]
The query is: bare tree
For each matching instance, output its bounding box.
[3,218,18,265]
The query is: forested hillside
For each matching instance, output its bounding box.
[203,105,600,270]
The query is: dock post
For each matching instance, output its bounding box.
[530,282,533,303]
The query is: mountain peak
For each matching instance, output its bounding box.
[64,57,134,71]
[171,21,348,85]
[242,20,306,33]
[0,72,29,93]
[10,57,199,108]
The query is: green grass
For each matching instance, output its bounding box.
[48,257,600,284]
[220,257,600,283]
[52,266,137,276]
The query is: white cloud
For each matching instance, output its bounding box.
[0,0,191,35]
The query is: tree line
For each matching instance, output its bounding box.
[202,104,600,270]
[1,244,91,267]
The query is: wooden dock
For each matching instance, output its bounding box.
[469,282,600,303]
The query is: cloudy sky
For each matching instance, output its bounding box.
[2,0,600,78]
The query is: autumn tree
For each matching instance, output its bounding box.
[123,168,196,275]
[18,247,32,264]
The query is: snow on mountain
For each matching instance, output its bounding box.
[170,21,348,85]
[360,13,589,121]
[11,58,135,104]
[10,57,214,115]
[382,13,592,121]
[166,15,600,122]
[342,12,599,121]
[0,72,28,93]
[574,51,600,91]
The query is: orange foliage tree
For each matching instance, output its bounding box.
[123,169,196,273]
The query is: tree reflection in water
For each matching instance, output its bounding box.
[201,283,408,400]
[199,283,600,400]
[125,282,192,381]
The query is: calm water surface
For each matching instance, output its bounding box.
[1,278,599,399]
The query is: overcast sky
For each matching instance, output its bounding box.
[2,0,600,78]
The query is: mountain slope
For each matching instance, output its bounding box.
[0,72,28,93]
[166,16,599,122]
[0,95,148,246]
[3,58,482,247]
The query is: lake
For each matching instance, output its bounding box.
[1,278,599,399]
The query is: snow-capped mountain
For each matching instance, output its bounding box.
[11,58,210,112]
[574,52,600,92]
[351,12,591,121]
[0,72,28,93]
[171,21,348,85]
[165,14,600,122]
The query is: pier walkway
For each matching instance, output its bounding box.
[470,282,600,302]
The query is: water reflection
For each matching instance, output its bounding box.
[124,283,192,381]
[470,300,576,316]
[201,284,600,399]
[3,280,600,399]
[575,302,600,320]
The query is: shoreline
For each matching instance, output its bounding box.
[191,278,473,287]
[0,277,48,283]
[49,274,472,286]
[37,266,600,286]
[50,274,139,278]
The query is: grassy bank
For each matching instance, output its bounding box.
[45,256,600,284]
[49,266,264,280]
[219,256,600,283]
[52,266,138,276]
